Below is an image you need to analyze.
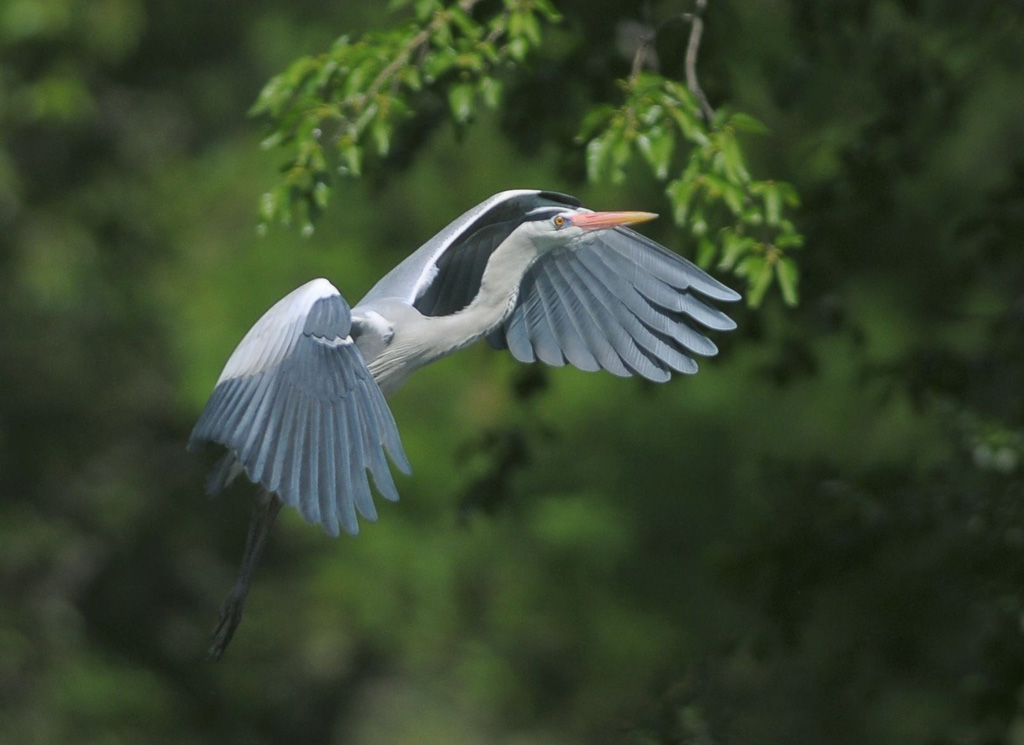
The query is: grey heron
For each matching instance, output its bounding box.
[190,189,740,658]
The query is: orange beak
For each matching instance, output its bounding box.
[569,210,658,231]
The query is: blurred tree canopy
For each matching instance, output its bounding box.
[2,1,1024,744]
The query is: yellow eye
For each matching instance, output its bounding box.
[553,215,566,228]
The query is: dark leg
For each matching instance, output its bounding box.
[207,488,282,661]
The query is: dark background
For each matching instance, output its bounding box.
[3,1,1024,743]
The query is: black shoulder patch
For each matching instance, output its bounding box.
[413,190,582,318]
[537,190,581,207]
[414,219,521,317]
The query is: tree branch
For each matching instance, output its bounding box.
[629,25,657,85]
[684,0,714,124]
[628,3,657,85]
[367,0,483,100]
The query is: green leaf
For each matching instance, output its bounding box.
[508,11,529,39]
[313,180,330,209]
[775,256,800,306]
[250,74,287,117]
[585,135,611,182]
[449,6,482,38]
[339,143,362,175]
[661,80,696,109]
[533,0,563,22]
[313,58,340,90]
[520,12,542,46]
[414,0,441,22]
[776,231,805,250]
[478,76,503,109]
[702,172,749,215]
[777,180,801,207]
[729,112,769,134]
[352,101,379,135]
[278,184,295,226]
[506,36,529,61]
[668,105,710,147]
[632,72,665,97]
[434,15,454,45]
[342,59,376,99]
[690,209,708,237]
[609,134,632,184]
[736,254,763,278]
[577,104,615,141]
[371,117,391,156]
[448,83,475,123]
[283,56,318,89]
[777,218,797,234]
[764,183,782,225]
[639,103,663,127]
[636,125,675,180]
[738,255,772,307]
[715,129,750,183]
[477,40,501,64]
[718,230,751,271]
[697,236,717,268]
[702,173,726,198]
[740,206,764,226]
[304,140,327,172]
[453,48,486,73]
[721,181,745,215]
[259,190,279,224]
[423,48,457,81]
[666,177,697,224]
[260,130,285,150]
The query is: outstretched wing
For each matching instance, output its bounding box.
[488,227,741,381]
[189,278,410,536]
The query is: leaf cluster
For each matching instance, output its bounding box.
[251,0,561,234]
[251,3,806,307]
[580,74,803,307]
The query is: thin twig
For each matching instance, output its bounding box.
[629,27,657,85]
[628,3,657,85]
[684,0,715,124]
[485,6,511,45]
[366,29,430,100]
[367,0,483,100]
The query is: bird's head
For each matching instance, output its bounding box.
[519,205,659,251]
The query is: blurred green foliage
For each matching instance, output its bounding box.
[3,1,1024,744]
[251,0,562,235]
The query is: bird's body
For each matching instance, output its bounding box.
[355,191,583,390]
[191,189,740,658]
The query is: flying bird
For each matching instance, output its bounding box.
[190,189,740,658]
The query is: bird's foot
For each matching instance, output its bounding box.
[206,586,246,661]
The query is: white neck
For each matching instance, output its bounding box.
[367,236,542,394]
[422,236,540,355]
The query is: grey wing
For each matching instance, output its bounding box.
[358,189,580,307]
[488,227,741,382]
[189,278,410,537]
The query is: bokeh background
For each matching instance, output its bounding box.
[3,1,1024,743]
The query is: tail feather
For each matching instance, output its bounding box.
[206,452,244,496]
